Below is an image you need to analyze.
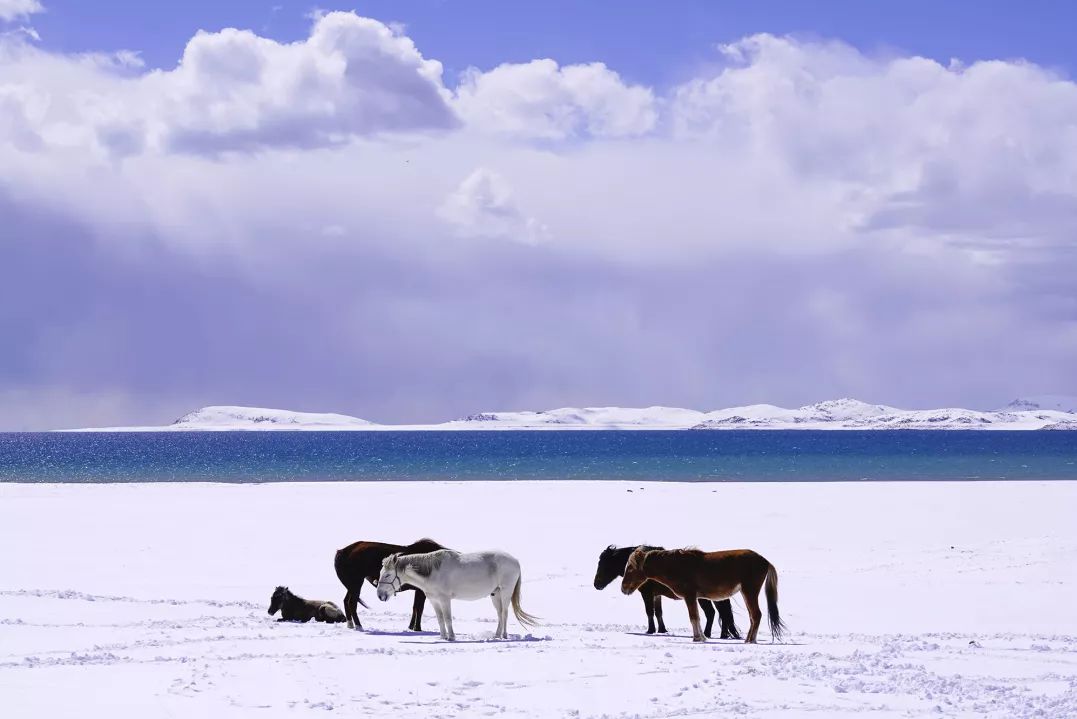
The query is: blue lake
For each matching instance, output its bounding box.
[0,430,1075,483]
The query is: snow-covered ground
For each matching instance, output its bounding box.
[2,480,1075,717]
[62,396,1077,431]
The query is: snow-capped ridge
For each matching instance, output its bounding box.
[62,397,1076,431]
[690,397,1074,430]
[66,406,376,431]
[999,395,1077,414]
[172,406,374,429]
[447,406,705,428]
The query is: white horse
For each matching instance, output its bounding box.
[377,549,539,641]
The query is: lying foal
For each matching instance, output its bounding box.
[268,586,346,623]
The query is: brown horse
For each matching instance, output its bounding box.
[621,548,786,643]
[333,538,445,631]
[594,544,741,639]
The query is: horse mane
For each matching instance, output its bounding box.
[665,547,704,558]
[624,546,651,572]
[400,550,445,578]
[602,543,663,557]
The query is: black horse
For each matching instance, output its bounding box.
[594,544,741,639]
[333,538,446,631]
[268,586,347,623]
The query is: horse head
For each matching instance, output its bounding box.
[620,548,651,595]
[593,544,627,590]
[268,586,289,615]
[377,553,402,602]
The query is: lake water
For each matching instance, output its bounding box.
[1,430,1075,483]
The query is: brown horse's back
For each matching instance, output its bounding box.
[694,549,772,594]
[333,538,444,631]
[335,540,397,587]
[335,539,442,582]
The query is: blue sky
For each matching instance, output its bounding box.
[31,0,1074,85]
[1,2,1075,429]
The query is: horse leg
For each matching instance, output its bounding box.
[442,599,456,642]
[741,587,762,644]
[354,584,366,630]
[641,588,657,634]
[432,599,448,640]
[490,593,503,638]
[345,588,361,630]
[654,594,668,634]
[700,599,715,639]
[409,590,427,632]
[717,598,741,640]
[685,595,705,642]
[499,591,510,638]
[491,590,508,639]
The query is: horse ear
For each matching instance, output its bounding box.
[607,544,617,551]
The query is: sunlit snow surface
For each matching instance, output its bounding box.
[1,480,1075,717]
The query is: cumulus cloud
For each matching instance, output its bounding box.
[1,24,1076,428]
[0,0,42,23]
[0,11,456,157]
[154,14,456,153]
[669,34,1077,251]
[439,168,549,244]
[454,59,657,140]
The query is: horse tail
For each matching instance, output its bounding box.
[510,575,540,628]
[764,562,787,642]
[333,548,369,609]
[333,548,348,586]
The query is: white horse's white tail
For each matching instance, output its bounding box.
[510,576,540,628]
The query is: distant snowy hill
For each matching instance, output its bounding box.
[63,397,1076,431]
[68,406,375,432]
[999,395,1077,414]
[695,399,898,428]
[692,398,1075,431]
[442,406,706,429]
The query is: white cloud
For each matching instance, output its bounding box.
[0,0,42,23]
[454,59,657,140]
[0,11,456,157]
[439,168,549,244]
[1,24,1077,423]
[669,34,1077,249]
[2,27,1074,262]
[152,13,456,153]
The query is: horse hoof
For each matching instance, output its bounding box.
[693,637,706,643]
[646,629,656,635]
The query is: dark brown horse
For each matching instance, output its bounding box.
[333,538,445,631]
[594,545,741,639]
[622,547,786,643]
[268,586,346,623]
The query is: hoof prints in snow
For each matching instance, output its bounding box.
[2,591,1075,717]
